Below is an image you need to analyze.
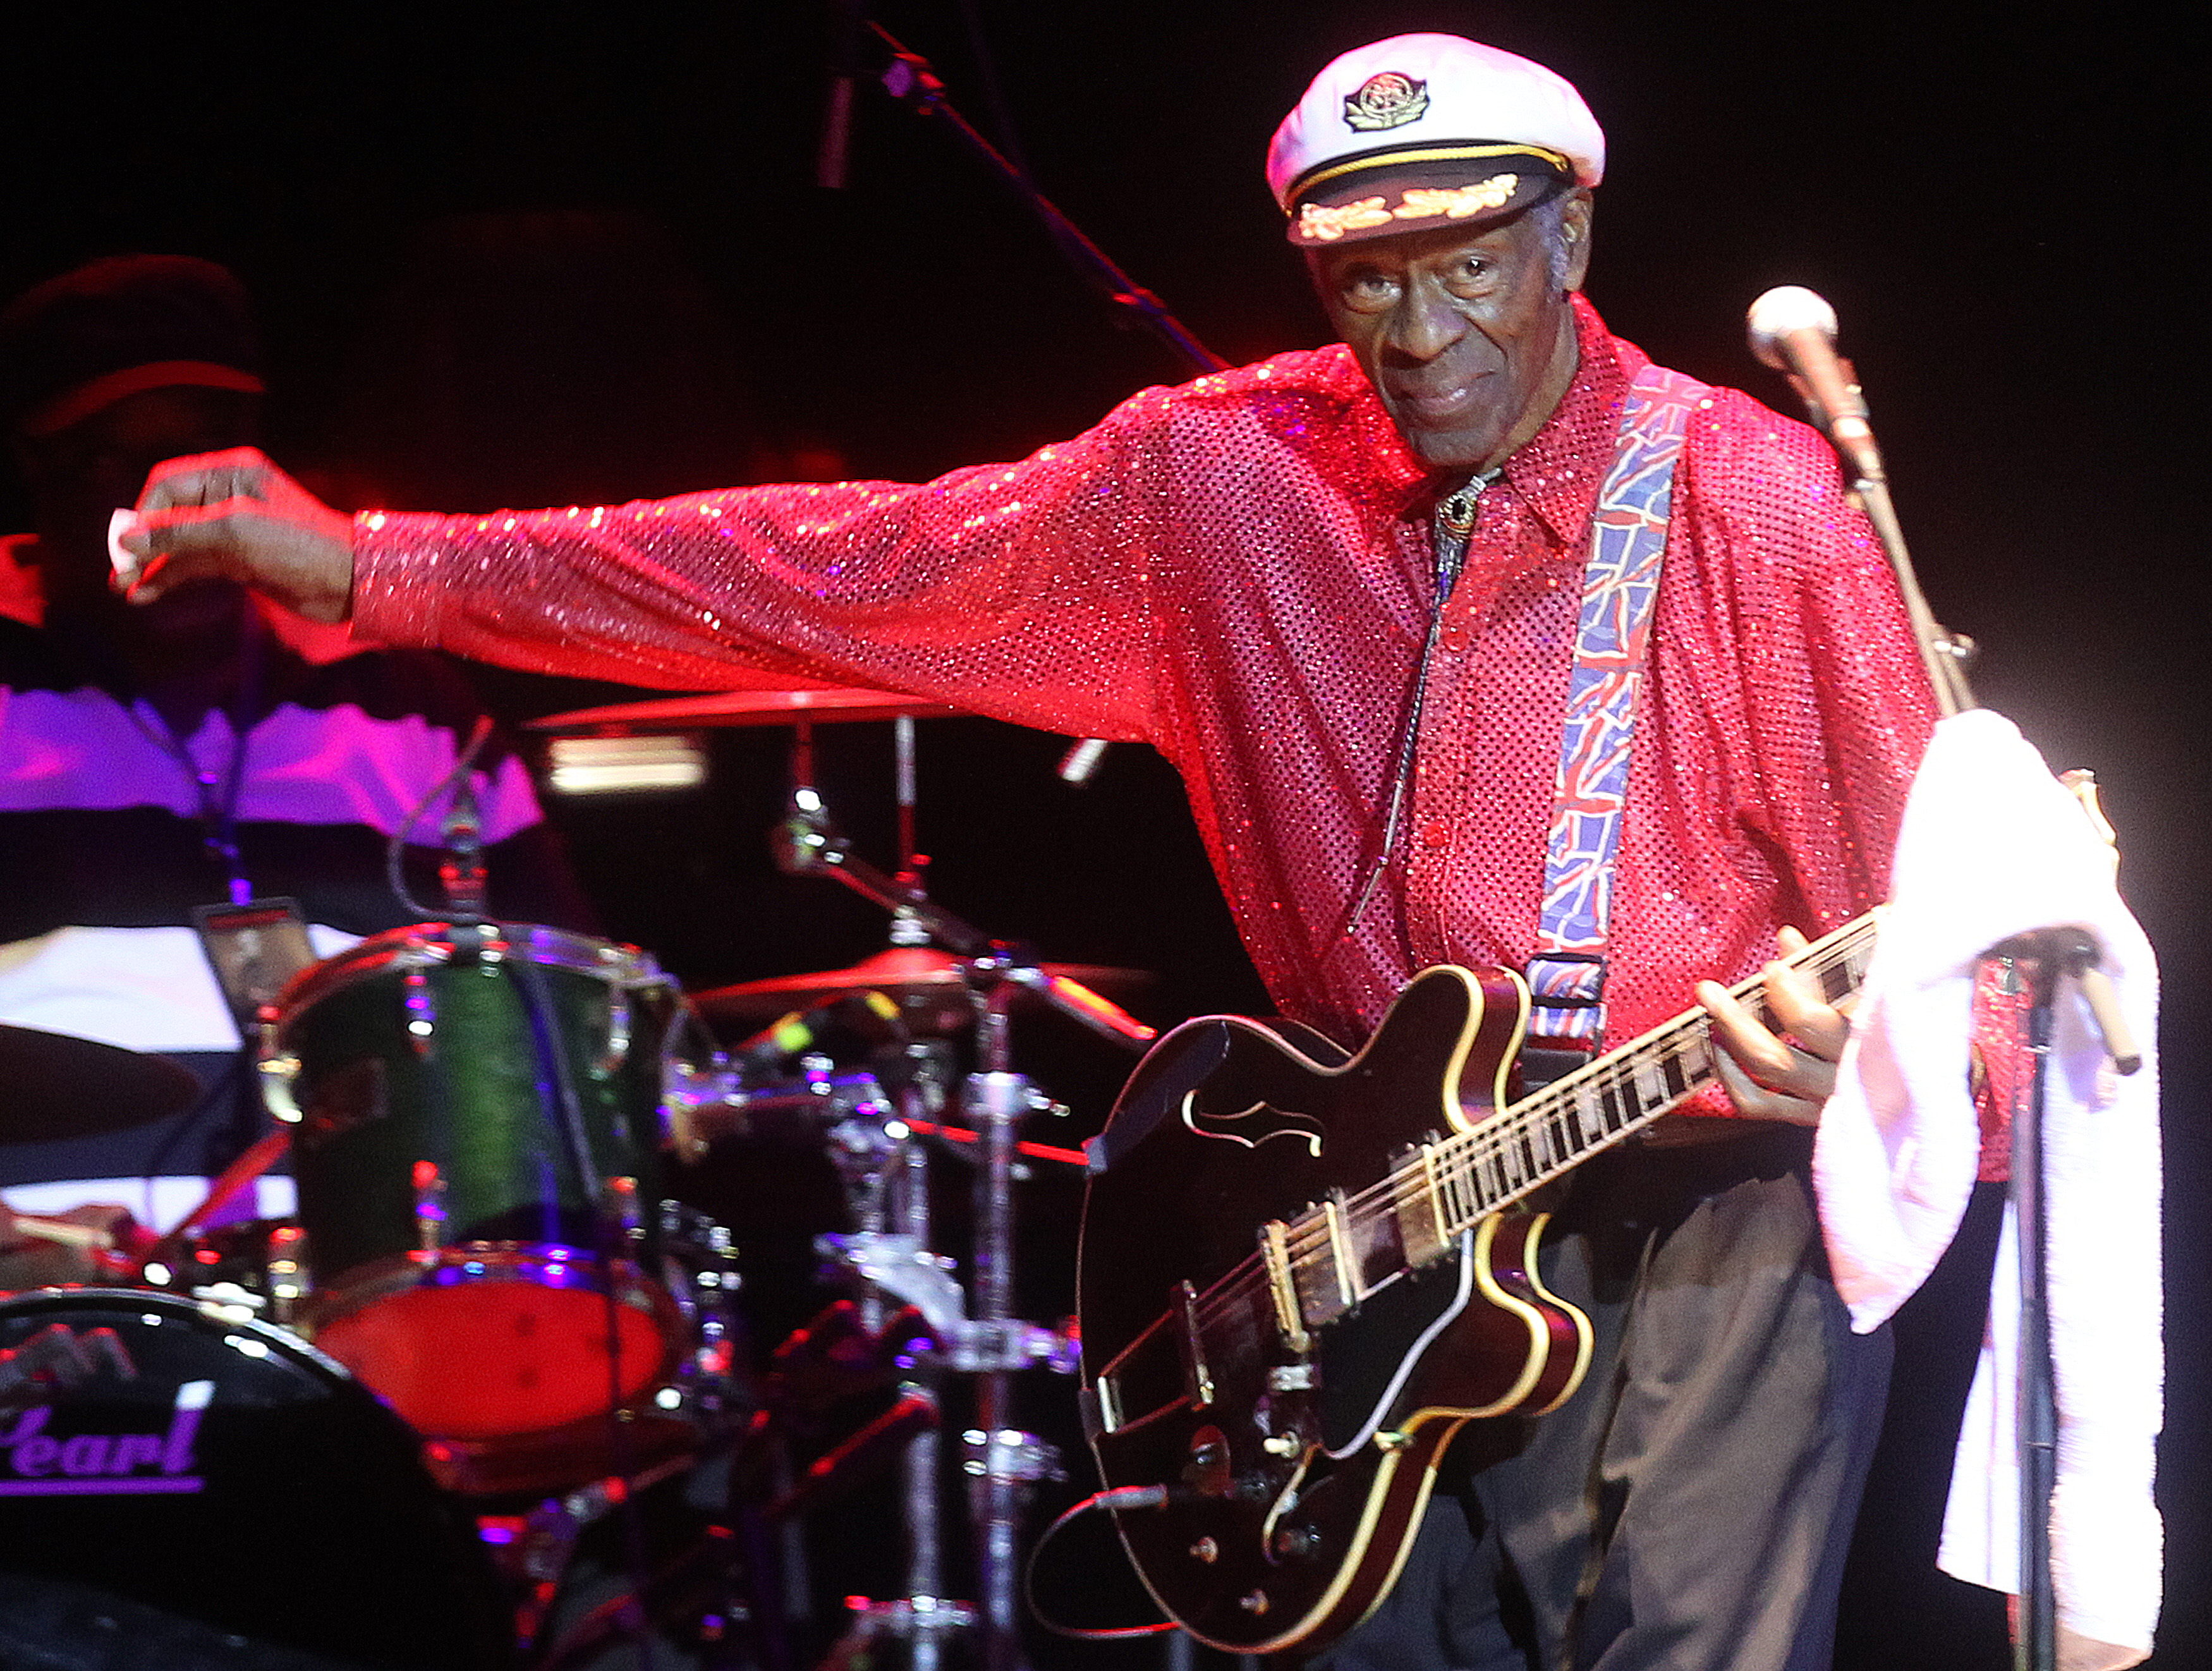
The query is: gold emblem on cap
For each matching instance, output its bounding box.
[1343,71,1429,131]
[1296,174,1522,242]
[1395,176,1520,221]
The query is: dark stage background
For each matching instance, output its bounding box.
[3,4,2202,1668]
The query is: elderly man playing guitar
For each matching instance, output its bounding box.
[122,35,1931,1671]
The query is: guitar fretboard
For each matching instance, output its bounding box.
[1256,914,1878,1335]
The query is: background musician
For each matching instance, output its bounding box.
[0,254,592,1284]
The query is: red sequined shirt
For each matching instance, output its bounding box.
[356,298,1937,1054]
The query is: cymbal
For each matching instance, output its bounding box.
[691,947,1150,1033]
[532,686,968,734]
[1,1024,204,1144]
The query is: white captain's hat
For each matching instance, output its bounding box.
[1267,34,1605,246]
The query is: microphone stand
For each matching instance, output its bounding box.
[1768,317,2143,1671]
[2008,939,2063,1671]
[1981,927,2140,1671]
[841,17,1216,794]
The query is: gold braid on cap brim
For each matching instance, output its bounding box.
[1282,140,1572,209]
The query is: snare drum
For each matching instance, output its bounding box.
[263,922,689,1449]
[0,1289,509,1668]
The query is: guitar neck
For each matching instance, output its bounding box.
[1279,913,1878,1329]
[1431,912,1876,1237]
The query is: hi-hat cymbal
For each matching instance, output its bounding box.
[532,686,968,734]
[1,1024,203,1144]
[692,947,1150,1033]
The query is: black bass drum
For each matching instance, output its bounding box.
[0,1289,511,1669]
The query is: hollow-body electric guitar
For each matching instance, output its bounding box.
[1074,913,1876,1655]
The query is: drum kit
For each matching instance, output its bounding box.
[0,686,1160,1671]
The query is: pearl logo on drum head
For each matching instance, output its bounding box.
[0,1379,211,1497]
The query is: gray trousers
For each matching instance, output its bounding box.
[1310,1128,1891,1671]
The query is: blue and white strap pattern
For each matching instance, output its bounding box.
[1528,364,1708,1043]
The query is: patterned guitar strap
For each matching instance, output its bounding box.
[1521,363,1708,1081]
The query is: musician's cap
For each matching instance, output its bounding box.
[0,255,266,439]
[1267,35,1605,248]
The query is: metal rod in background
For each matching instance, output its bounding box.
[861,22,1230,380]
[968,1030,1030,1671]
[894,1102,949,1671]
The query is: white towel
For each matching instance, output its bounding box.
[1815,708,2162,1667]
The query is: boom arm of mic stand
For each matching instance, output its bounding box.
[863,23,1229,379]
[859,21,1210,781]
[1784,362,1978,718]
[1852,473,1978,719]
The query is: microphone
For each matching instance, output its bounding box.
[1746,285,1885,485]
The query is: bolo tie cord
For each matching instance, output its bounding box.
[1328,471,1497,946]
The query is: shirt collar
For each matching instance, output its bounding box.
[1495,294,1638,548]
[1340,294,1644,539]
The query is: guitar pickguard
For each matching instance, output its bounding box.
[1316,1232,1474,1457]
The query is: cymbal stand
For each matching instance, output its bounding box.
[770,726,969,1664]
[771,793,1132,1671]
[824,1054,976,1671]
[964,988,1064,1671]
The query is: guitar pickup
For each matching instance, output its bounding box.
[1260,1219,1313,1352]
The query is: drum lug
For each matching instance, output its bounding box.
[266,1224,312,1326]
[257,1041,304,1123]
[600,987,633,1074]
[413,1161,447,1253]
[403,963,437,1057]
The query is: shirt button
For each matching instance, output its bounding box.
[1418,819,1450,852]
[1440,626,1469,653]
